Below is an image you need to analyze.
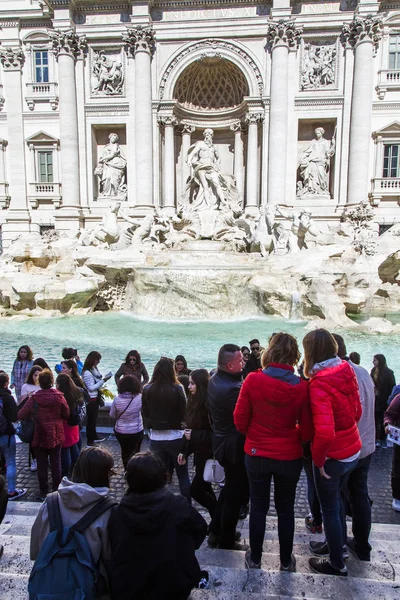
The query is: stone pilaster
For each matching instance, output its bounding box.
[230,121,244,198]
[342,14,382,205]
[245,113,264,212]
[180,124,195,192]
[123,26,155,210]
[0,47,30,243]
[50,29,86,223]
[267,19,302,206]
[158,115,178,215]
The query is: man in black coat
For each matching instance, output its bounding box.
[242,338,262,379]
[207,344,249,550]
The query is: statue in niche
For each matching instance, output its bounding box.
[301,43,336,90]
[94,133,127,200]
[182,128,241,213]
[92,51,124,95]
[298,127,336,196]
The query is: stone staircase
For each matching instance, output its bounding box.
[1,502,400,600]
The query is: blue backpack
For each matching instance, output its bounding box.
[28,492,117,600]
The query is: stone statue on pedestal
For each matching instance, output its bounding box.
[94,133,127,200]
[298,127,335,196]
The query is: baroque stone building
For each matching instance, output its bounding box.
[0,0,399,249]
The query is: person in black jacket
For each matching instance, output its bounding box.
[0,373,27,500]
[207,344,249,550]
[109,451,207,600]
[142,357,190,502]
[178,369,217,518]
[242,339,262,379]
[371,354,396,448]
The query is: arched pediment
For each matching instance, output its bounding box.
[22,31,51,44]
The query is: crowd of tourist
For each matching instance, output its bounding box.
[0,333,399,598]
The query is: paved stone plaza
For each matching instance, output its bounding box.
[12,434,400,526]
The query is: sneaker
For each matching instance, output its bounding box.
[197,570,209,589]
[30,459,37,472]
[94,436,106,443]
[280,554,296,572]
[381,440,388,449]
[376,440,382,448]
[309,557,347,576]
[305,514,323,534]
[245,548,261,569]
[346,538,371,562]
[310,541,348,560]
[392,498,400,512]
[8,488,27,501]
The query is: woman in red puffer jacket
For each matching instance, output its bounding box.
[234,332,313,573]
[302,329,362,578]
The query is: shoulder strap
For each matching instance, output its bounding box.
[72,497,117,535]
[116,395,135,423]
[47,492,63,533]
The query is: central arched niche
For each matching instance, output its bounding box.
[174,57,249,112]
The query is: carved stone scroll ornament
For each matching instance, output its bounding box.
[267,19,303,49]
[0,47,25,70]
[157,115,178,128]
[181,123,196,135]
[245,113,264,125]
[122,26,156,57]
[49,29,87,60]
[341,14,382,52]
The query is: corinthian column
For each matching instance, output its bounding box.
[50,29,86,212]
[267,19,302,205]
[181,124,195,192]
[123,26,155,210]
[230,121,244,197]
[342,15,382,205]
[158,115,178,214]
[245,113,264,212]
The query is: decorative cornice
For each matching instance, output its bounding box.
[21,20,53,29]
[22,112,58,120]
[0,47,25,71]
[295,97,344,107]
[49,29,87,60]
[75,2,130,12]
[341,14,383,51]
[373,102,400,111]
[122,26,156,57]
[267,19,303,50]
[0,19,20,29]
[85,103,129,115]
[157,114,178,127]
[151,0,268,6]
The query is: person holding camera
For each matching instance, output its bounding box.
[82,352,112,446]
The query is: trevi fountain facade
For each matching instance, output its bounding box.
[1,0,400,330]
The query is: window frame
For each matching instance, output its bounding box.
[389,34,400,71]
[37,150,54,183]
[33,49,49,84]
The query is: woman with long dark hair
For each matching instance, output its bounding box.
[142,357,190,502]
[175,355,191,376]
[110,375,143,468]
[82,351,111,446]
[11,345,34,401]
[114,350,149,388]
[61,360,87,392]
[371,354,396,448]
[178,369,216,518]
[56,374,83,477]
[20,365,42,403]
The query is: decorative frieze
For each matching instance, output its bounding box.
[91,48,125,96]
[0,48,25,71]
[341,14,382,51]
[49,29,87,60]
[300,40,338,91]
[267,19,303,50]
[122,26,156,57]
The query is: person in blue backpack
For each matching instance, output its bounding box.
[29,446,116,599]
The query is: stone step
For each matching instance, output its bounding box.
[0,573,29,600]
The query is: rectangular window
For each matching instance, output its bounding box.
[389,35,400,70]
[34,50,49,83]
[383,145,400,178]
[37,151,53,183]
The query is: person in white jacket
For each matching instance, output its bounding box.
[82,351,111,446]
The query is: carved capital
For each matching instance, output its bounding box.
[0,47,25,71]
[157,115,178,127]
[123,26,156,57]
[180,123,196,135]
[267,19,303,50]
[49,29,87,60]
[341,15,382,51]
[245,113,264,125]
[230,121,242,133]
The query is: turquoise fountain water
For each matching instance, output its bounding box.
[0,313,399,389]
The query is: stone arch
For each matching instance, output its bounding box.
[159,38,264,101]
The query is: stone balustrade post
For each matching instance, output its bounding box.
[181,124,195,192]
[245,113,264,212]
[342,15,382,205]
[158,115,178,214]
[50,29,86,211]
[230,121,244,198]
[267,19,302,206]
[123,26,155,210]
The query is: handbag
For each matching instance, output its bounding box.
[97,391,105,408]
[203,458,225,484]
[16,399,38,444]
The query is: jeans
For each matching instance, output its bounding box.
[209,457,249,549]
[191,452,217,519]
[245,454,302,565]
[344,454,372,558]
[0,434,16,492]
[313,457,358,570]
[303,446,322,527]
[86,399,99,444]
[115,430,144,469]
[61,443,80,478]
[392,444,400,501]
[150,438,191,503]
[35,445,62,495]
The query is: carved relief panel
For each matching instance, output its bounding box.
[299,39,339,91]
[89,46,125,97]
